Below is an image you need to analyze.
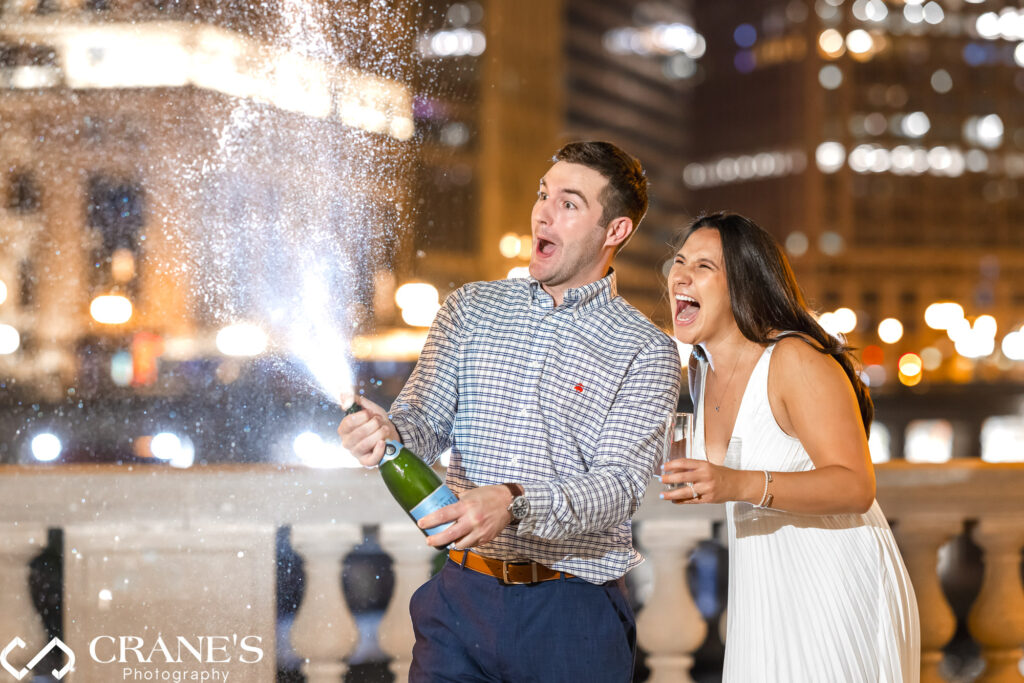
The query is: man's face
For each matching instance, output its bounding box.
[529,161,611,299]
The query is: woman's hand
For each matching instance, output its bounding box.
[660,459,760,505]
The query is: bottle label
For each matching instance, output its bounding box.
[380,439,402,463]
[410,484,459,536]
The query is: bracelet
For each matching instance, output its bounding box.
[756,470,774,508]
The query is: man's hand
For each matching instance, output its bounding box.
[417,485,515,549]
[336,396,402,467]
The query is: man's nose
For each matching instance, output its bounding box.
[533,201,553,225]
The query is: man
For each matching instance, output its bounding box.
[339,141,681,682]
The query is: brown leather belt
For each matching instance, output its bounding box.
[448,549,573,584]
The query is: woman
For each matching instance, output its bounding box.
[661,212,919,682]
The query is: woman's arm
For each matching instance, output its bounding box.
[661,337,875,514]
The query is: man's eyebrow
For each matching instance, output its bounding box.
[562,189,590,208]
[537,178,590,208]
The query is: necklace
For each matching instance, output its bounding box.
[710,348,750,413]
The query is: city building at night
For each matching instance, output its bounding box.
[0,1,418,464]
[686,0,1024,389]
[399,0,701,322]
[682,0,1024,466]
[0,4,1021,683]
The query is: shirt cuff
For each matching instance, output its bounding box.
[516,481,553,535]
[388,412,431,463]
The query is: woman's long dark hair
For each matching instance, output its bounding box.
[677,212,874,434]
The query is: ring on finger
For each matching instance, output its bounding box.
[687,483,700,500]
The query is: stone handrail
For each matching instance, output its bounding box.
[0,461,1021,682]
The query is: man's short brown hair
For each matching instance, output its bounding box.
[552,141,648,230]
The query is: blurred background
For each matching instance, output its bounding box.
[1,0,1023,681]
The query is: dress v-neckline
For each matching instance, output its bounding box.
[699,345,771,465]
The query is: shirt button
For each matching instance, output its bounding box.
[519,407,530,416]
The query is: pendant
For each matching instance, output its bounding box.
[715,406,720,412]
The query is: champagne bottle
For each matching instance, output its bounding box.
[345,400,457,537]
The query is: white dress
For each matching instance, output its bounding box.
[693,344,920,683]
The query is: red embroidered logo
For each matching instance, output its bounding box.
[574,383,584,393]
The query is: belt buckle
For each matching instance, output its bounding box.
[501,560,539,585]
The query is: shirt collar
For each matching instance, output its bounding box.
[528,270,617,314]
[694,342,715,372]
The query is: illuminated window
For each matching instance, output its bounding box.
[904,419,953,463]
[981,416,1024,463]
[868,422,890,463]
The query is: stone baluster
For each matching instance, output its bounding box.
[893,517,963,683]
[0,525,48,674]
[635,518,712,683]
[289,524,363,683]
[377,523,438,683]
[968,517,1024,683]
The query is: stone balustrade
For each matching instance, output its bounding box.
[0,461,1021,682]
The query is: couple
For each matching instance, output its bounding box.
[339,141,920,682]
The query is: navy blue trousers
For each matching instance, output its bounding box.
[409,558,636,682]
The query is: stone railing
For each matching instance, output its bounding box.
[0,461,1022,682]
[634,461,1024,683]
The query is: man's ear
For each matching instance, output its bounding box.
[604,216,634,249]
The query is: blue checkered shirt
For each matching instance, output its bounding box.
[389,271,682,584]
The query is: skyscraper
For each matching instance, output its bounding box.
[402,0,700,322]
[685,0,1024,387]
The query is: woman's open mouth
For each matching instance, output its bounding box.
[675,294,700,325]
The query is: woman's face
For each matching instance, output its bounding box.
[667,227,736,346]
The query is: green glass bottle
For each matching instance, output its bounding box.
[345,401,457,537]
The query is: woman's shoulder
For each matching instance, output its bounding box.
[770,334,848,387]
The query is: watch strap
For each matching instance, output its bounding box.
[502,483,526,522]
[502,482,524,499]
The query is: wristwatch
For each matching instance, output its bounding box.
[503,483,529,522]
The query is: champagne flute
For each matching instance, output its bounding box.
[661,411,693,490]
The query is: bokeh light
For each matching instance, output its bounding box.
[395,282,441,327]
[216,323,269,357]
[0,324,20,355]
[499,232,521,258]
[924,301,964,330]
[31,433,62,462]
[878,318,904,344]
[90,295,133,325]
[898,352,923,377]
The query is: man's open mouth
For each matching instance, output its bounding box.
[536,238,556,256]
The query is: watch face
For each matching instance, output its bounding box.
[510,496,530,520]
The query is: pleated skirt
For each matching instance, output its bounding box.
[721,500,920,683]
